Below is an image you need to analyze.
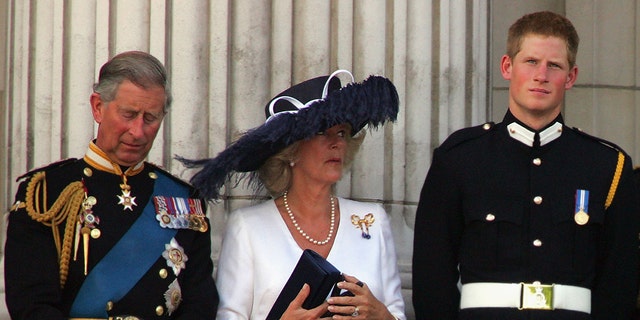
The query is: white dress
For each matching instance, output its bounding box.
[215,197,406,319]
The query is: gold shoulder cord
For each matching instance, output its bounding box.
[24,171,84,288]
[604,151,624,209]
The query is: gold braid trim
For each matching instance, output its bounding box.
[604,152,624,209]
[24,171,84,288]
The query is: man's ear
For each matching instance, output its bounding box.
[565,65,578,90]
[500,55,513,80]
[90,93,104,123]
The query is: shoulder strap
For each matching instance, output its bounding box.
[69,171,187,317]
[439,122,495,151]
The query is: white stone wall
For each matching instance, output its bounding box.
[1,1,639,319]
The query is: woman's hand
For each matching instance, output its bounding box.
[281,283,331,320]
[326,274,396,320]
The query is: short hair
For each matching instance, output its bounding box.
[92,51,172,111]
[258,130,366,197]
[506,11,580,68]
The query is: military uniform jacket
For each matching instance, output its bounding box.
[635,167,640,319]
[5,145,219,319]
[412,111,639,320]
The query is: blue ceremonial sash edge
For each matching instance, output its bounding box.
[69,171,186,317]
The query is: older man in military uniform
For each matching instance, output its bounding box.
[412,11,639,319]
[5,51,218,319]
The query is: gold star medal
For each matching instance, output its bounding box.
[117,175,137,211]
[574,189,589,225]
[164,279,182,316]
[163,238,188,276]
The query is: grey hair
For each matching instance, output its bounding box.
[92,51,171,111]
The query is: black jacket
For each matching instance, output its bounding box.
[5,158,219,319]
[412,111,639,319]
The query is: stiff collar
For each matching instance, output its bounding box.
[84,141,145,176]
[503,111,564,147]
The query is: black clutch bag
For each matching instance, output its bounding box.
[266,249,343,320]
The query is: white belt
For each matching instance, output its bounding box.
[460,282,591,314]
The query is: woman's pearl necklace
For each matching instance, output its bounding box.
[283,191,336,245]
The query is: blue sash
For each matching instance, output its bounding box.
[69,172,186,317]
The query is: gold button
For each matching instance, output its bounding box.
[156,305,165,316]
[159,268,168,279]
[482,123,491,130]
[485,214,495,221]
[106,301,113,311]
[533,196,543,205]
[149,172,158,179]
[533,239,543,247]
[532,158,542,166]
[83,167,93,177]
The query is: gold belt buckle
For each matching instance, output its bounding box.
[519,281,554,310]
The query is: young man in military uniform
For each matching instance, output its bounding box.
[5,51,219,319]
[636,167,640,319]
[412,11,639,319]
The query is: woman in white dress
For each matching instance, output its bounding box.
[180,70,405,320]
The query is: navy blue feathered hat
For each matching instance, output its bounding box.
[177,70,399,200]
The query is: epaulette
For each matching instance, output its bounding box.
[439,122,496,151]
[16,158,78,182]
[17,160,85,288]
[569,127,630,156]
[146,162,194,190]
